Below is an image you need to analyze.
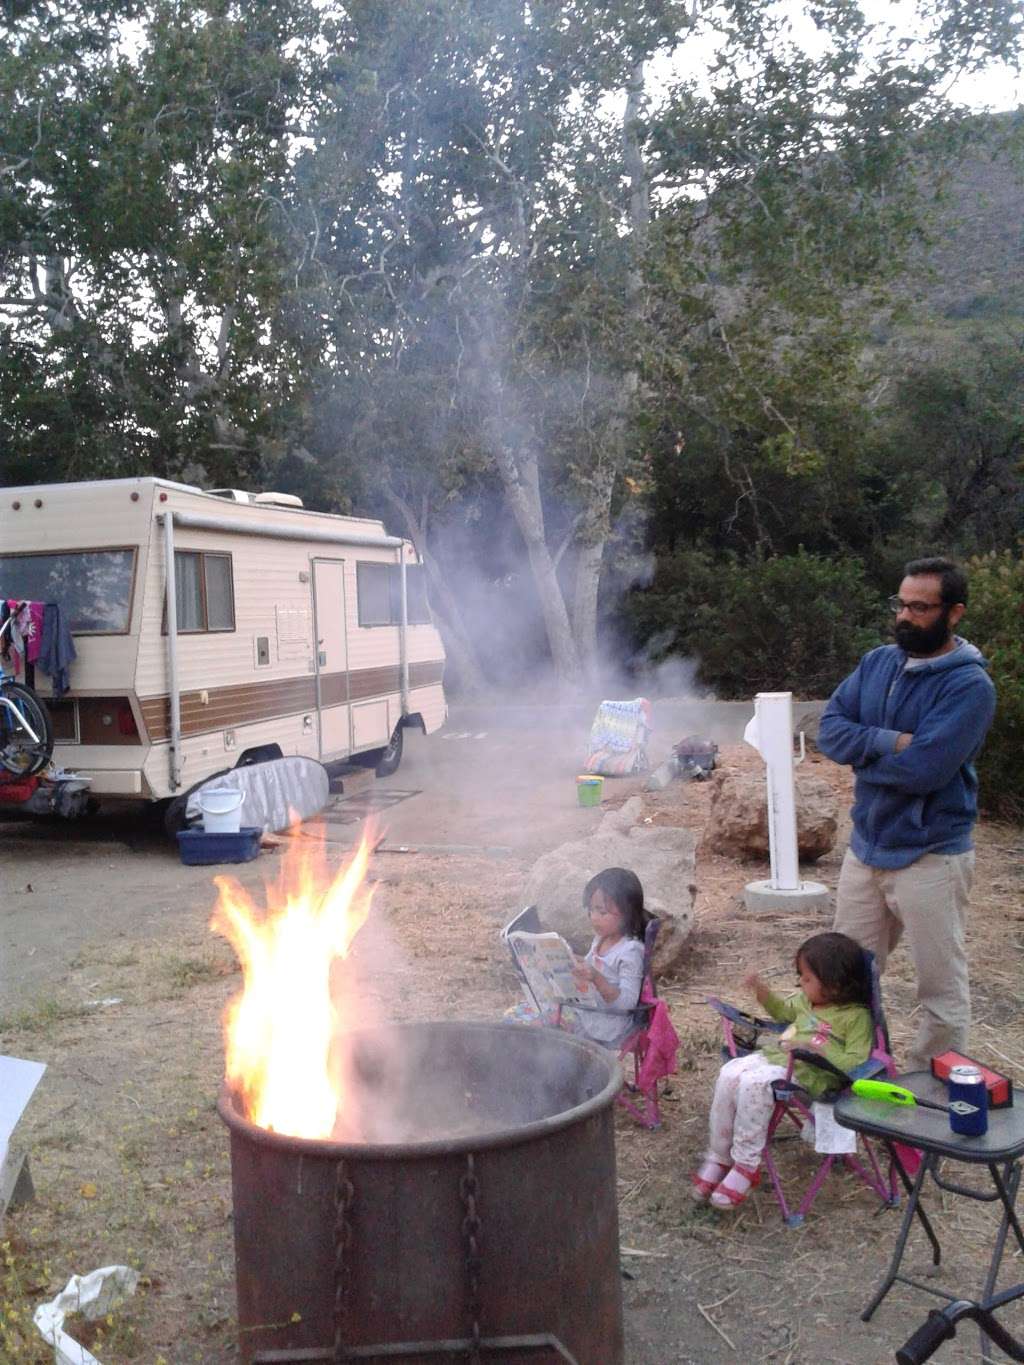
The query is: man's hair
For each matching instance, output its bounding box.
[904,556,968,607]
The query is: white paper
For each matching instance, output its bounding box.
[507,931,601,1010]
[34,1265,140,1365]
[0,1055,46,1149]
[800,1103,859,1154]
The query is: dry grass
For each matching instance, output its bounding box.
[1,756,1022,1363]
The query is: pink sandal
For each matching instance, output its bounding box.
[689,1158,729,1202]
[710,1163,761,1209]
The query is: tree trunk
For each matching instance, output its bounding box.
[571,59,650,680]
[381,488,490,696]
[572,536,606,680]
[489,431,582,685]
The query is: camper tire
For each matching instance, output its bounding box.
[370,723,404,778]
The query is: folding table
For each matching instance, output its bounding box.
[835,1070,1024,1362]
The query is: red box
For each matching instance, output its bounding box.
[931,1050,1013,1109]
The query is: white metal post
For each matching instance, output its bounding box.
[743,690,828,913]
[758,692,800,891]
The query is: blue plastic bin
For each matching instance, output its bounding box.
[177,826,261,866]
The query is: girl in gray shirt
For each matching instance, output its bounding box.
[570,868,649,1047]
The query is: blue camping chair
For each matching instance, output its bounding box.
[707,949,901,1227]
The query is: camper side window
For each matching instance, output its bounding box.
[173,551,235,633]
[356,562,392,626]
[357,561,433,627]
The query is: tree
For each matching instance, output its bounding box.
[287,0,1022,682]
[0,0,325,483]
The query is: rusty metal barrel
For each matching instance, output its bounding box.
[219,1020,624,1365]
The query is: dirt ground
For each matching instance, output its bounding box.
[2,744,1023,1364]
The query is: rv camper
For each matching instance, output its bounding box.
[0,478,447,820]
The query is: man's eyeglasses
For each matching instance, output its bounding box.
[887,595,945,618]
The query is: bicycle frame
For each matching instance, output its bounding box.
[0,692,42,744]
[896,1284,1024,1363]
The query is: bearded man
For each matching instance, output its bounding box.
[817,556,996,1070]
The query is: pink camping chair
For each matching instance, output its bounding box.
[707,949,901,1226]
[568,918,679,1130]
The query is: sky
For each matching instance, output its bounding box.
[651,0,1023,112]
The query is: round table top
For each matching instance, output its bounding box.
[835,1071,1024,1162]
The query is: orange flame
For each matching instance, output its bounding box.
[210,825,378,1139]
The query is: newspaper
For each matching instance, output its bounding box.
[502,907,600,1013]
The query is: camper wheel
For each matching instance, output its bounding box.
[374,722,404,777]
[354,722,404,778]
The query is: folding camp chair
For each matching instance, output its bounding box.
[707,950,900,1226]
[584,698,652,776]
[569,918,679,1130]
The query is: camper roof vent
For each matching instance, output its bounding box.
[207,489,253,503]
[253,491,304,509]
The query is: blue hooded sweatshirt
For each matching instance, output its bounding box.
[817,638,996,869]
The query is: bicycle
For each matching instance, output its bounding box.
[0,612,55,777]
[896,1284,1024,1363]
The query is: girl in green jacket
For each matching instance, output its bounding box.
[692,931,873,1210]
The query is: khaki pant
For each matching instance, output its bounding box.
[834,848,974,1071]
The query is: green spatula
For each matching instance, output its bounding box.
[851,1078,979,1117]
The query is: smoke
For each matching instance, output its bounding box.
[327,1018,619,1145]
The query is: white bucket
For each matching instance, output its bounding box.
[199,788,243,834]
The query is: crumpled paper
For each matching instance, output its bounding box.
[34,1264,140,1365]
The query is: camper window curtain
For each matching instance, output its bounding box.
[203,555,234,630]
[174,552,203,631]
[173,551,235,632]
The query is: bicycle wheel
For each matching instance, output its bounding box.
[0,683,55,776]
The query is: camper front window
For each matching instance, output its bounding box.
[0,548,136,633]
[173,551,235,633]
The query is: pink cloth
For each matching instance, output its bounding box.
[5,599,44,664]
[635,997,680,1093]
[21,601,44,664]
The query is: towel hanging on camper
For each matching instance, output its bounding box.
[38,604,77,697]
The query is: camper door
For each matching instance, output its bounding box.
[312,558,349,759]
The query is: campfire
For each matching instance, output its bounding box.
[212,824,626,1365]
[210,825,377,1141]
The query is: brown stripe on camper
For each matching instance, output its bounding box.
[138,659,444,742]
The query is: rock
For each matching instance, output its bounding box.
[522,802,696,976]
[704,769,838,862]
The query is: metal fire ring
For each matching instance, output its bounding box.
[217,1019,623,1159]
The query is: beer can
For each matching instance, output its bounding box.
[948,1063,988,1136]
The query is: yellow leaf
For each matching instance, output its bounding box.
[80,1182,98,1199]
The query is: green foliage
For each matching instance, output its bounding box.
[965,548,1024,819]
[628,549,883,699]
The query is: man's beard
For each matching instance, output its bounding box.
[894,609,953,656]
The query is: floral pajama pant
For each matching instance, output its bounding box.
[707,1052,789,1170]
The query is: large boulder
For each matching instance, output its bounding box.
[522,796,696,976]
[704,769,838,862]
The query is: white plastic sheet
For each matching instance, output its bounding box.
[34,1265,140,1365]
